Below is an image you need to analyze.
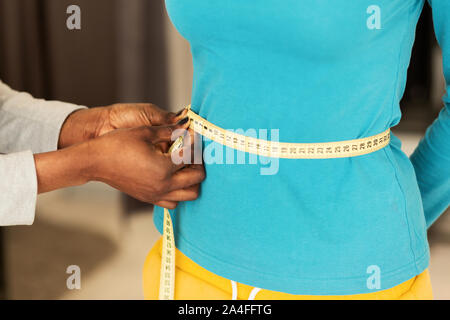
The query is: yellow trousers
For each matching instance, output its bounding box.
[143,236,433,300]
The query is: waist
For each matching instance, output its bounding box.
[186,105,391,159]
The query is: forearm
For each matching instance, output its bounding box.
[0,80,86,154]
[410,112,450,228]
[34,142,93,194]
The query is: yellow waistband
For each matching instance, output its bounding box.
[146,236,433,300]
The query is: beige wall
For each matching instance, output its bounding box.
[163,12,193,112]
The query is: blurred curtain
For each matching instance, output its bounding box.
[0,0,50,97]
[0,0,118,106]
[0,0,170,105]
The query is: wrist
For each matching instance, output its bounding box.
[34,142,93,193]
[83,138,102,182]
[58,107,109,149]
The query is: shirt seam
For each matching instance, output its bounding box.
[383,147,421,274]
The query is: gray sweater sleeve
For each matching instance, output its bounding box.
[0,151,37,225]
[0,80,87,226]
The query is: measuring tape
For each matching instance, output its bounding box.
[159,105,391,299]
[159,135,184,300]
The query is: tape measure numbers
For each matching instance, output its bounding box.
[159,135,184,300]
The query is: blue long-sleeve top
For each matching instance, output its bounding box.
[154,0,450,295]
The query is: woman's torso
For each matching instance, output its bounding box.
[154,0,429,295]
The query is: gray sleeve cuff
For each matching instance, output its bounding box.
[0,87,87,154]
[0,151,37,226]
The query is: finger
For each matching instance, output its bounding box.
[154,200,178,210]
[163,147,189,173]
[156,141,170,153]
[187,130,201,164]
[140,103,178,126]
[168,165,206,191]
[164,139,199,172]
[172,107,189,123]
[149,117,191,144]
[160,184,200,202]
[168,127,196,152]
[155,126,197,172]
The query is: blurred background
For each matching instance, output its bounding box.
[0,0,448,299]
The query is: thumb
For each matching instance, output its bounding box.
[140,103,178,126]
[149,117,190,144]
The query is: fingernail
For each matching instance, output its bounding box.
[175,108,186,116]
[177,117,189,125]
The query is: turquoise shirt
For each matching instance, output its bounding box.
[154,0,450,295]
